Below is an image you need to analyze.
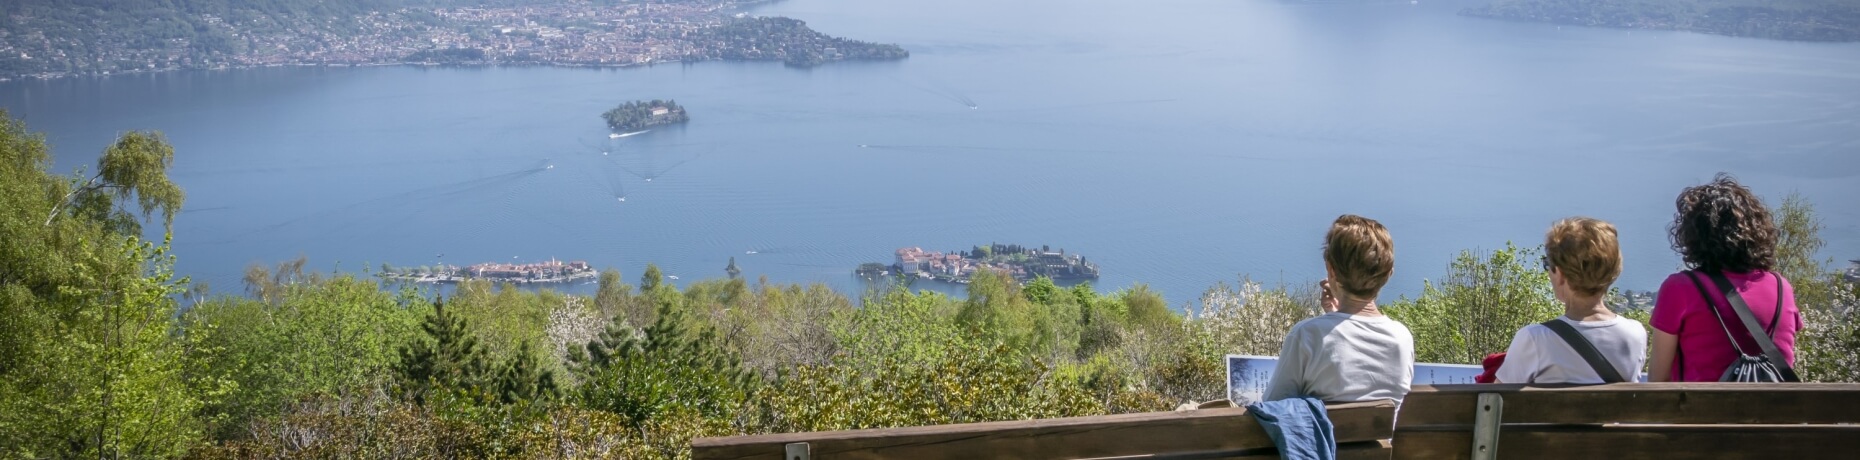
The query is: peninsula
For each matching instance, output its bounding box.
[379,258,595,285]
[604,100,689,133]
[0,0,911,81]
[862,244,1100,284]
[1461,0,1860,42]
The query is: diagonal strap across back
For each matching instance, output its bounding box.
[1540,318,1627,384]
[1701,270,1801,382]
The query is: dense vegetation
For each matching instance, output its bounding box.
[1462,0,1860,41]
[603,100,690,133]
[686,17,911,67]
[3,110,1856,457]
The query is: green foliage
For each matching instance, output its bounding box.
[184,273,426,439]
[832,285,963,371]
[495,341,559,405]
[753,334,1104,434]
[1775,193,1838,311]
[1386,243,1560,365]
[0,112,218,457]
[397,299,494,405]
[575,298,753,429]
[447,280,568,370]
[593,269,631,317]
[1799,289,1860,383]
[1773,194,1860,382]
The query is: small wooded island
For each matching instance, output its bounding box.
[603,100,689,133]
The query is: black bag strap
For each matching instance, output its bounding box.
[1539,318,1627,383]
[1703,271,1800,382]
[1686,271,1749,356]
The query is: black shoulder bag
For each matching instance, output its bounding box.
[1540,318,1627,383]
[1685,271,1800,383]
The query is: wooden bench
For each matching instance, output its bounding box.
[1392,383,1860,460]
[691,400,1396,460]
[694,383,1860,459]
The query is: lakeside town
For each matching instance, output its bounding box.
[379,258,596,285]
[859,244,1101,284]
[0,0,908,80]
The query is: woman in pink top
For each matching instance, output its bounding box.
[1649,173,1801,382]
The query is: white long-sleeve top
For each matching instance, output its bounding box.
[1263,312,1416,406]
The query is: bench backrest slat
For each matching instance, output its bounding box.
[692,400,1396,460]
[1398,383,1860,426]
[1393,383,1860,460]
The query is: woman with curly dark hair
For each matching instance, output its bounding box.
[1648,173,1800,382]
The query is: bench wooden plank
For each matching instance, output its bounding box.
[1393,424,1860,460]
[1398,383,1860,426]
[692,400,1396,460]
[1088,439,1391,460]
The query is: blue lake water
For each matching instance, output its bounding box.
[3,0,1857,305]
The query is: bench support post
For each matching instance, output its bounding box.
[785,442,810,460]
[1472,393,1504,460]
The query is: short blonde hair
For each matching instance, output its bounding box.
[1545,217,1622,297]
[1324,215,1395,298]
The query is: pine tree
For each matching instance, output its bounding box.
[397,299,491,404]
[575,297,752,427]
[495,341,558,405]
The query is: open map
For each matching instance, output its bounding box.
[1225,354,1484,406]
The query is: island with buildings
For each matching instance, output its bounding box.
[379,258,595,285]
[862,244,1100,284]
[604,100,689,133]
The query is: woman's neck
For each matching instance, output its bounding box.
[1337,296,1382,317]
[1562,296,1615,322]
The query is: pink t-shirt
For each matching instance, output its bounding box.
[1651,270,1800,382]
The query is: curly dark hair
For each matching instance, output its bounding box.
[1669,173,1778,273]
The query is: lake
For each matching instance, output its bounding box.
[3,0,1856,305]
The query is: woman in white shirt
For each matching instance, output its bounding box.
[1264,215,1416,405]
[1495,217,1647,384]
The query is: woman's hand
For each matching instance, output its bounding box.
[1319,280,1340,313]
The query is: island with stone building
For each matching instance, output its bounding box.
[861,243,1099,284]
[379,258,595,285]
[603,100,689,133]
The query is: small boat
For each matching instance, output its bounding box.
[745,250,758,254]
[667,275,680,280]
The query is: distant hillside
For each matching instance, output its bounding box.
[1461,0,1860,42]
[0,0,906,79]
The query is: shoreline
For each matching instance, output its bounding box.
[1,56,910,83]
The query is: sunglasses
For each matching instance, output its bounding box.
[1541,255,1555,273]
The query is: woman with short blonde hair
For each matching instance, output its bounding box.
[1494,217,1647,384]
[1263,215,1415,405]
